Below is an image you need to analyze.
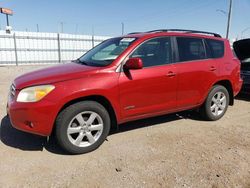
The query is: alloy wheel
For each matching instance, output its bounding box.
[210,91,227,117]
[67,111,104,147]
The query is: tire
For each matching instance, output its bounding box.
[200,85,229,121]
[55,101,111,154]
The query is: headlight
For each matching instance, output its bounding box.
[17,85,55,102]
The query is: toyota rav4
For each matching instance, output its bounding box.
[7,29,243,154]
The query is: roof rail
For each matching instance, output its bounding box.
[128,29,222,38]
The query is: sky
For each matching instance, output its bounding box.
[0,0,249,39]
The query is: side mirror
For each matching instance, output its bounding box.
[124,58,143,70]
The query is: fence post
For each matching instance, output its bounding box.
[57,33,61,63]
[13,33,18,66]
[92,35,94,48]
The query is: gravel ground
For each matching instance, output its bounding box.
[0,65,250,188]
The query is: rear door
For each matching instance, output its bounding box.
[174,37,216,109]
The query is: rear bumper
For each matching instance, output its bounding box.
[7,98,58,136]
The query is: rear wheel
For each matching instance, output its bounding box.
[200,85,229,121]
[55,101,110,154]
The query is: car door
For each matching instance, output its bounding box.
[174,37,214,109]
[118,37,177,120]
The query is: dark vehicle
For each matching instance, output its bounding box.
[233,39,250,94]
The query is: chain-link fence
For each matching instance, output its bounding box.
[0,30,110,65]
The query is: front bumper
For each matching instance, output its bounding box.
[7,96,58,136]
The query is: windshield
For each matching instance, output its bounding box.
[77,37,137,66]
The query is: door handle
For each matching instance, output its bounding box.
[210,66,217,71]
[167,71,176,77]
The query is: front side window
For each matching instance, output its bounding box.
[78,37,137,66]
[177,37,206,62]
[130,37,172,67]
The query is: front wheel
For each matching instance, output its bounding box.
[55,101,111,154]
[200,85,229,121]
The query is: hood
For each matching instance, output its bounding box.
[14,62,100,89]
[233,38,250,61]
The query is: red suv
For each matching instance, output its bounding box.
[7,29,243,154]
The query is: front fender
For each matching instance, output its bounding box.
[50,74,121,124]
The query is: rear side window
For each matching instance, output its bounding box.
[206,39,224,58]
[177,37,206,62]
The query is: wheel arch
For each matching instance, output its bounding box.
[53,95,118,134]
[213,80,234,106]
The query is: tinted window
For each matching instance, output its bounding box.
[206,39,224,58]
[130,37,172,67]
[177,37,206,62]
